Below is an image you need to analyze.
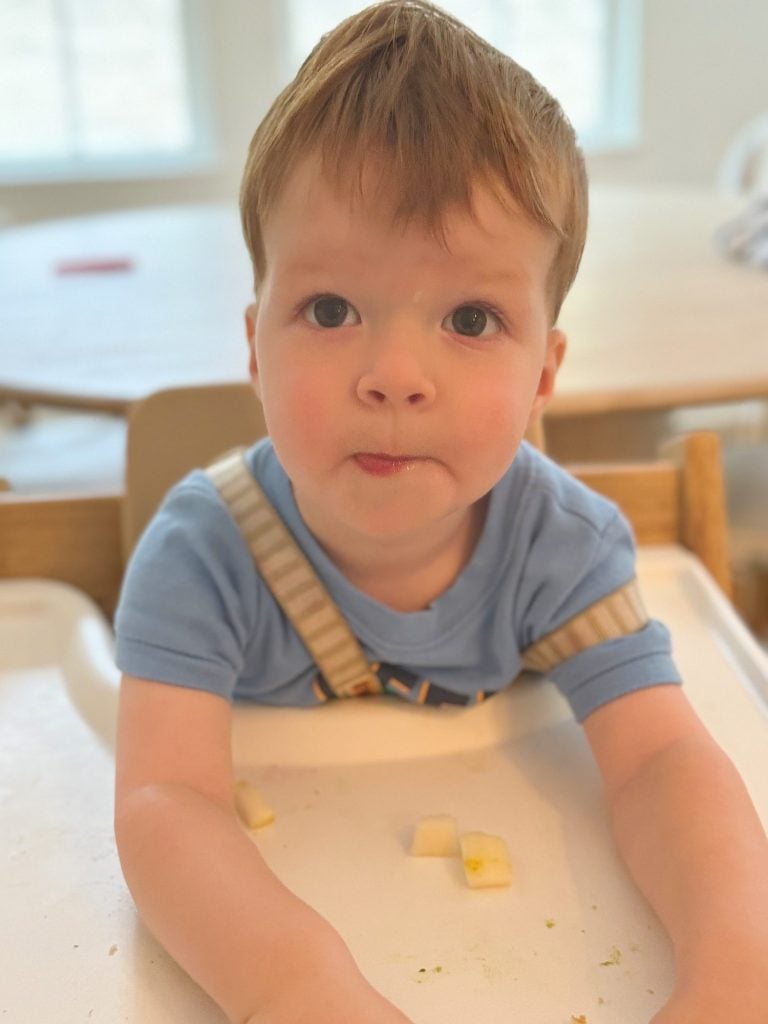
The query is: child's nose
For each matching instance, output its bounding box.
[355,332,437,408]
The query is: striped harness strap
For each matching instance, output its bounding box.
[206,448,650,696]
[520,579,649,674]
[206,449,378,699]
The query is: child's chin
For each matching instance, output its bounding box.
[339,500,453,541]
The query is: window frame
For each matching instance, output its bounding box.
[594,0,642,152]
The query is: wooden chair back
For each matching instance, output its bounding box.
[122,383,266,560]
[121,383,731,596]
[0,384,731,618]
[566,432,731,597]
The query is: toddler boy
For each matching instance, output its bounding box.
[114,3,768,1023]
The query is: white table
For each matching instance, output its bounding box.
[2,548,767,1023]
[1,188,766,416]
[555,185,768,417]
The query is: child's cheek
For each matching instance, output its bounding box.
[267,369,341,454]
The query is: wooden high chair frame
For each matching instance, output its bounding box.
[0,383,732,618]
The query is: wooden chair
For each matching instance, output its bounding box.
[717,112,768,195]
[121,384,731,593]
[122,387,543,559]
[121,383,266,561]
[0,383,732,617]
[565,433,731,598]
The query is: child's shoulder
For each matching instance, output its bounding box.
[127,437,277,574]
[509,441,623,536]
[161,436,277,517]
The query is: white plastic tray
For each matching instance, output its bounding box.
[2,546,767,1024]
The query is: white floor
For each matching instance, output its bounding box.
[0,402,126,493]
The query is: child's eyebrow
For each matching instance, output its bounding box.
[462,268,533,291]
[272,255,345,279]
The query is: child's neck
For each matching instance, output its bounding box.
[315,497,488,612]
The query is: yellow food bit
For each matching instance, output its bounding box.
[599,946,622,967]
[459,832,513,889]
[233,779,275,829]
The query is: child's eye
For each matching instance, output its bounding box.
[302,295,361,328]
[443,304,501,338]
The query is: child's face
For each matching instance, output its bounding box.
[246,156,565,548]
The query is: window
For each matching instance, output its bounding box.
[0,0,213,183]
[285,0,641,152]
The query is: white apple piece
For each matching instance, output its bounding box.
[409,814,460,856]
[460,831,513,889]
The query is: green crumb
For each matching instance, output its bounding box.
[414,965,442,984]
[599,946,622,967]
[545,918,556,928]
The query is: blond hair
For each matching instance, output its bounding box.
[240,0,588,321]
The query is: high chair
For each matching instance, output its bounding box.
[0,382,732,616]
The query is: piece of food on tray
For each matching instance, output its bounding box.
[233,779,275,829]
[409,814,460,856]
[459,831,513,889]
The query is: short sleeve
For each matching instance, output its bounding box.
[516,485,681,722]
[114,473,260,699]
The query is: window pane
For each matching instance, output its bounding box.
[69,0,193,155]
[0,0,195,166]
[0,0,69,157]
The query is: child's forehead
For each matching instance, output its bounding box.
[265,152,557,269]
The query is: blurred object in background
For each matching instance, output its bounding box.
[717,112,768,196]
[0,402,125,494]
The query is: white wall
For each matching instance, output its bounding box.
[2,0,767,225]
[589,0,768,186]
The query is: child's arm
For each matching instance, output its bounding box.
[583,684,768,1023]
[114,675,413,1024]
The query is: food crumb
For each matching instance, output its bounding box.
[571,1015,588,1023]
[545,918,556,928]
[599,946,622,967]
[414,965,443,983]
[108,944,118,956]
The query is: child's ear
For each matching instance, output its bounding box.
[530,328,566,419]
[244,302,261,398]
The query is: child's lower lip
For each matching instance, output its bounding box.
[353,453,421,476]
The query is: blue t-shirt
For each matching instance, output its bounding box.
[115,439,680,721]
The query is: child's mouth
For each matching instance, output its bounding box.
[353,453,422,477]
